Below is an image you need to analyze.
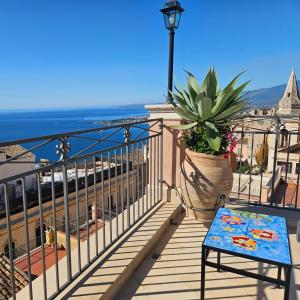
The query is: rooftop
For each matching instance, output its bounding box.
[0,145,34,160]
[0,254,28,299]
[14,220,104,277]
[279,143,300,154]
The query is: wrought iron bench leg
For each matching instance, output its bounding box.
[284,266,292,300]
[277,267,282,288]
[217,251,221,272]
[201,246,206,300]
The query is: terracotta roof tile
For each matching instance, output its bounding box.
[0,145,34,160]
[0,254,28,299]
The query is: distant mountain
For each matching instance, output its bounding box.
[248,81,300,107]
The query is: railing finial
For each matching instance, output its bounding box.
[56,136,71,161]
[124,126,131,143]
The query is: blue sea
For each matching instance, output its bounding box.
[0,106,148,161]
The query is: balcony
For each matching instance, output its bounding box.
[0,107,299,300]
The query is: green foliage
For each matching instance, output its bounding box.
[237,162,250,174]
[181,126,230,156]
[169,68,250,154]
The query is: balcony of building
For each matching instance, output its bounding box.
[0,107,299,300]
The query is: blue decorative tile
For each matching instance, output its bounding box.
[204,208,291,265]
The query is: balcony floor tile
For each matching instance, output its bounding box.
[116,209,300,300]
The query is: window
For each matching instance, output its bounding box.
[36,224,46,247]
[4,242,16,259]
[277,161,292,173]
[0,186,4,207]
[288,92,291,97]
[88,205,93,220]
[107,195,115,210]
[280,129,289,148]
[296,163,300,174]
[124,189,127,204]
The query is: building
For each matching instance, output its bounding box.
[229,69,300,205]
[0,151,145,262]
[267,69,300,178]
[278,69,300,115]
[0,145,36,210]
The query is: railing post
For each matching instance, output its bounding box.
[237,127,244,202]
[124,125,131,227]
[4,183,16,300]
[159,120,164,201]
[56,136,72,281]
[271,115,283,206]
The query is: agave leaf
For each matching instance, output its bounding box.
[171,92,191,111]
[184,70,202,94]
[211,88,233,116]
[169,68,249,153]
[215,88,222,99]
[175,86,196,112]
[202,68,218,100]
[226,92,250,108]
[174,79,197,112]
[224,71,245,91]
[174,85,184,97]
[186,87,198,112]
[186,81,198,107]
[194,91,206,104]
[197,95,212,120]
[228,81,251,104]
[205,121,221,151]
[169,122,198,130]
[174,107,198,122]
[211,101,248,121]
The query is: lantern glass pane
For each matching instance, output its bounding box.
[175,11,182,28]
[169,12,176,28]
[163,9,181,30]
[161,1,183,30]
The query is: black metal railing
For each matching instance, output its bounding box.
[0,118,163,299]
[230,128,300,210]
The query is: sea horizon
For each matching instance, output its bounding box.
[0,102,158,114]
[0,106,150,161]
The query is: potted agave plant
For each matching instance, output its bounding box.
[169,68,249,222]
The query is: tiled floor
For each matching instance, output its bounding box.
[116,209,300,300]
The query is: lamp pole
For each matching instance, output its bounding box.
[168,29,175,101]
[161,0,184,102]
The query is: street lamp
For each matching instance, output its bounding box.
[161,0,184,102]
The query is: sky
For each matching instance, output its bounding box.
[0,0,300,110]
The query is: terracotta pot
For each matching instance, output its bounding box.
[180,148,233,222]
[228,152,238,172]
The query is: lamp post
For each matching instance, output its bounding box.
[161,0,184,102]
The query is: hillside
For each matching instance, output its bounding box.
[248,81,300,107]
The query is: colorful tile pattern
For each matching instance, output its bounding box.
[204,208,291,265]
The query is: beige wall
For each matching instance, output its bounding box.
[146,104,185,200]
